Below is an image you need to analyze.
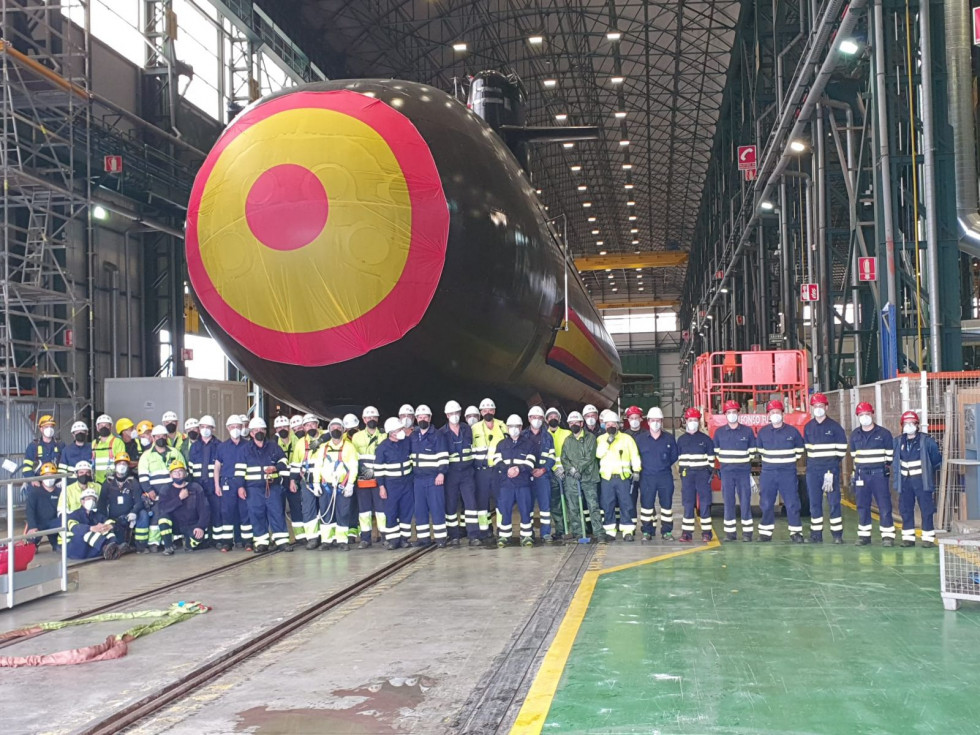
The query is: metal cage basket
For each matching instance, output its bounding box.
[939,534,980,610]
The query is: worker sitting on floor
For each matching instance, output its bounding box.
[26,462,63,551]
[65,487,128,560]
[157,458,211,556]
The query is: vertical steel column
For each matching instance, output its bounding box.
[919,0,942,369]
[816,105,832,389]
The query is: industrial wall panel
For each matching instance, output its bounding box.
[104,377,247,432]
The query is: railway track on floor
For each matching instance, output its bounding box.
[78,545,433,735]
[0,549,281,651]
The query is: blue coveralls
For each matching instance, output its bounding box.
[757,423,804,539]
[714,423,756,537]
[522,428,556,539]
[63,442,94,473]
[409,428,450,545]
[803,417,848,540]
[157,480,211,550]
[65,507,119,559]
[676,431,714,539]
[441,422,475,540]
[374,438,414,548]
[634,430,678,536]
[893,431,942,544]
[188,437,221,545]
[22,438,64,502]
[492,435,536,541]
[215,438,251,547]
[26,485,62,549]
[849,425,896,542]
[98,476,147,550]
[236,440,289,549]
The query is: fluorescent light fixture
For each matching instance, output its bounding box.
[599,250,607,255]
[605,268,612,272]
[630,228,638,234]
[614,111,627,119]
[610,76,625,84]
[535,189,542,194]
[588,216,596,222]
[624,183,634,189]
[563,142,574,148]
[622,163,633,170]
[720,287,729,293]
[528,35,544,45]
[452,42,467,52]
[638,287,644,291]
[760,200,774,211]
[631,239,639,245]
[591,229,600,235]
[577,184,587,191]
[582,202,592,207]
[92,205,108,220]
[608,273,614,279]
[596,240,604,245]
[789,139,807,153]
[606,31,622,41]
[628,215,637,221]
[619,139,630,146]
[555,113,568,121]
[840,39,860,55]
[570,164,582,172]
[626,200,636,206]
[543,78,558,88]
[612,287,618,292]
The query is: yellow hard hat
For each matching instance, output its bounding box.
[115,452,131,464]
[39,462,58,476]
[168,457,187,472]
[136,420,154,435]
[37,414,56,428]
[116,417,135,434]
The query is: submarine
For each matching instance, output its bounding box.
[185,73,623,417]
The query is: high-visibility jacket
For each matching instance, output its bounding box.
[803,417,848,470]
[289,432,322,483]
[757,424,804,473]
[59,479,102,515]
[548,426,572,470]
[277,433,296,462]
[440,423,474,475]
[23,438,65,477]
[714,423,756,474]
[676,432,715,473]
[470,419,505,470]
[596,431,641,481]
[169,432,189,455]
[92,435,126,484]
[849,425,894,471]
[137,446,182,496]
[312,438,359,491]
[351,428,383,488]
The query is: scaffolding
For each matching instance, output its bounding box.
[0,0,93,450]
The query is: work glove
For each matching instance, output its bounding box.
[126,512,137,525]
[553,465,565,480]
[568,466,580,479]
[311,483,323,498]
[633,471,641,484]
[750,475,759,492]
[361,466,375,480]
[822,471,835,494]
[342,485,354,498]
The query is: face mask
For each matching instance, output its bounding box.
[530,418,543,430]
[508,427,521,439]
[726,413,739,424]
[585,416,597,428]
[277,429,289,439]
[812,407,826,418]
[155,437,168,448]
[115,463,129,477]
[330,429,343,440]
[200,427,212,439]
[483,413,495,422]
[347,429,357,439]
[74,432,88,443]
[402,417,413,428]
[448,414,460,426]
[859,415,873,428]
[82,499,96,511]
[140,436,151,446]
[165,422,178,434]
[42,426,55,439]
[904,423,917,436]
[306,428,318,437]
[188,430,200,442]
[628,418,641,430]
[97,426,110,438]
[650,421,662,432]
[769,413,783,426]
[570,424,583,434]
[77,474,91,485]
[367,420,378,430]
[418,420,430,430]
[229,428,241,440]
[467,416,479,426]
[42,478,57,489]
[547,418,559,429]
[253,431,267,443]
[171,475,187,486]
[686,420,700,433]
[605,425,618,435]
[395,430,406,441]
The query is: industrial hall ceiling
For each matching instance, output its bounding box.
[260,1,742,309]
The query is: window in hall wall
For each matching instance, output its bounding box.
[173,0,222,120]
[603,312,678,335]
[63,0,144,65]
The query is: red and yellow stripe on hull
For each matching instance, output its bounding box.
[547,309,615,391]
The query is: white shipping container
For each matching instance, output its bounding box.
[104,377,248,438]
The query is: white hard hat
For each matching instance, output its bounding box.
[464,405,480,417]
[225,414,242,427]
[74,460,93,472]
[248,417,267,431]
[445,400,462,414]
[151,424,168,437]
[384,417,403,434]
[479,398,496,411]
[582,404,598,416]
[184,418,199,431]
[80,486,99,501]
[273,416,290,429]
[96,414,112,426]
[398,404,415,416]
[545,407,561,419]
[289,414,304,429]
[415,404,432,417]
[506,414,523,427]
[71,421,88,434]
[302,413,318,424]
[343,413,359,430]
[362,406,380,419]
[199,415,216,427]
[599,409,619,424]
[528,406,545,419]
[238,414,251,425]
[162,411,178,423]
[646,407,664,420]
[567,411,584,423]
[328,417,344,429]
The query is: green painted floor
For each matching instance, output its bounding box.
[545,514,980,734]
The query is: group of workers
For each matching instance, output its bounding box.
[19,393,941,559]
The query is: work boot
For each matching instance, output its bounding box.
[280,543,293,552]
[642,532,654,541]
[832,533,843,544]
[550,534,564,544]
[469,537,483,547]
[542,535,553,544]
[161,546,175,557]
[497,537,508,548]
[662,532,674,541]
[149,544,161,553]
[623,533,635,542]
[701,532,713,543]
[436,540,448,548]
[790,533,804,544]
[603,534,616,543]
[359,539,371,549]
[724,533,737,542]
[521,537,534,547]
[306,538,320,550]
[254,544,269,554]
[882,538,894,548]
[759,535,772,543]
[809,532,823,544]
[116,543,134,557]
[102,542,121,560]
[921,540,936,548]
[679,532,693,543]
[901,539,915,548]
[856,537,871,546]
[450,538,461,547]
[742,532,753,542]
[338,541,350,551]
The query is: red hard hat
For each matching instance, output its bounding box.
[624,405,643,419]
[766,400,785,413]
[810,393,829,407]
[855,402,874,416]
[683,408,701,421]
[722,400,740,413]
[900,410,920,424]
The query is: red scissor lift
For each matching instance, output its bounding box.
[692,350,810,506]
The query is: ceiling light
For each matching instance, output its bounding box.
[626,200,636,206]
[608,273,614,279]
[577,184,587,191]
[631,239,639,245]
[570,165,582,172]
[588,216,596,222]
[606,31,622,41]
[563,142,574,149]
[612,287,619,292]
[528,35,544,45]
[605,268,611,272]
[582,202,592,207]
[636,268,642,272]
[543,78,557,88]
[555,113,568,121]
[596,240,604,245]
[452,42,467,52]
[628,215,637,221]
[610,76,625,84]
[839,39,860,55]
[760,200,774,211]
[720,287,729,293]
[789,139,807,153]
[619,139,630,146]
[624,183,634,189]
[599,250,607,255]
[92,205,109,221]
[591,229,600,235]
[638,286,644,291]
[622,163,632,170]
[535,189,542,194]
[630,228,638,234]
[614,111,627,119]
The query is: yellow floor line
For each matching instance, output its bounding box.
[510,537,719,735]
[841,499,917,535]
